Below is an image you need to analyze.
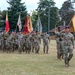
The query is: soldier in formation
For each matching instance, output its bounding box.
[42,32,50,54]
[0,28,74,67]
[55,27,64,60]
[62,26,74,67]
[0,31,50,54]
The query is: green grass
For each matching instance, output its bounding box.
[0,40,75,75]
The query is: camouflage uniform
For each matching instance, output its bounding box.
[63,32,74,66]
[24,34,32,54]
[30,33,35,52]
[1,32,9,52]
[42,33,50,54]
[8,32,18,52]
[17,33,24,53]
[55,32,64,60]
[0,32,3,50]
[34,33,41,54]
[45,33,50,42]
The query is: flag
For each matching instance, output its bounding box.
[37,16,42,33]
[17,15,22,31]
[23,16,29,34]
[28,17,33,33]
[72,15,75,32]
[5,12,10,33]
[23,16,33,34]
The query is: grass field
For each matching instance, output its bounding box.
[0,40,75,75]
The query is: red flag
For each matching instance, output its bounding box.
[23,16,33,34]
[5,12,10,33]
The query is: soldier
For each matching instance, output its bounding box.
[42,32,50,54]
[17,31,24,53]
[34,31,41,54]
[63,26,74,67]
[30,31,35,52]
[8,32,18,52]
[0,32,4,50]
[1,31,9,52]
[44,32,50,42]
[55,27,64,60]
[22,33,32,54]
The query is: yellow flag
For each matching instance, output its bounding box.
[72,15,75,32]
[29,17,33,32]
[6,12,8,21]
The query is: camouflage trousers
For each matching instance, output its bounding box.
[56,43,64,59]
[18,42,23,53]
[63,45,73,66]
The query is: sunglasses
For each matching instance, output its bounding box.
[65,27,69,29]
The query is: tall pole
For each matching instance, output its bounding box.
[48,7,50,33]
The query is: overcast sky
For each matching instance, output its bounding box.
[0,0,69,12]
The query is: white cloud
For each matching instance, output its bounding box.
[22,0,39,4]
[0,0,39,12]
[22,0,39,13]
[54,0,67,9]
[0,0,70,11]
[0,0,9,10]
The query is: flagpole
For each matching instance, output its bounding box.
[22,15,25,33]
[15,25,17,32]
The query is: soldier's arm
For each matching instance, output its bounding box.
[48,35,50,43]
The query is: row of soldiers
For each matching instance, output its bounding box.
[0,31,50,54]
[55,26,74,67]
[0,26,74,67]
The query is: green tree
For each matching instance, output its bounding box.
[59,0,75,26]
[6,0,27,31]
[31,10,38,31]
[0,10,5,29]
[36,0,59,32]
[0,10,2,27]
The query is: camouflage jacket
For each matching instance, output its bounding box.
[63,32,74,46]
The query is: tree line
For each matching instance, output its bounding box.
[0,0,75,32]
